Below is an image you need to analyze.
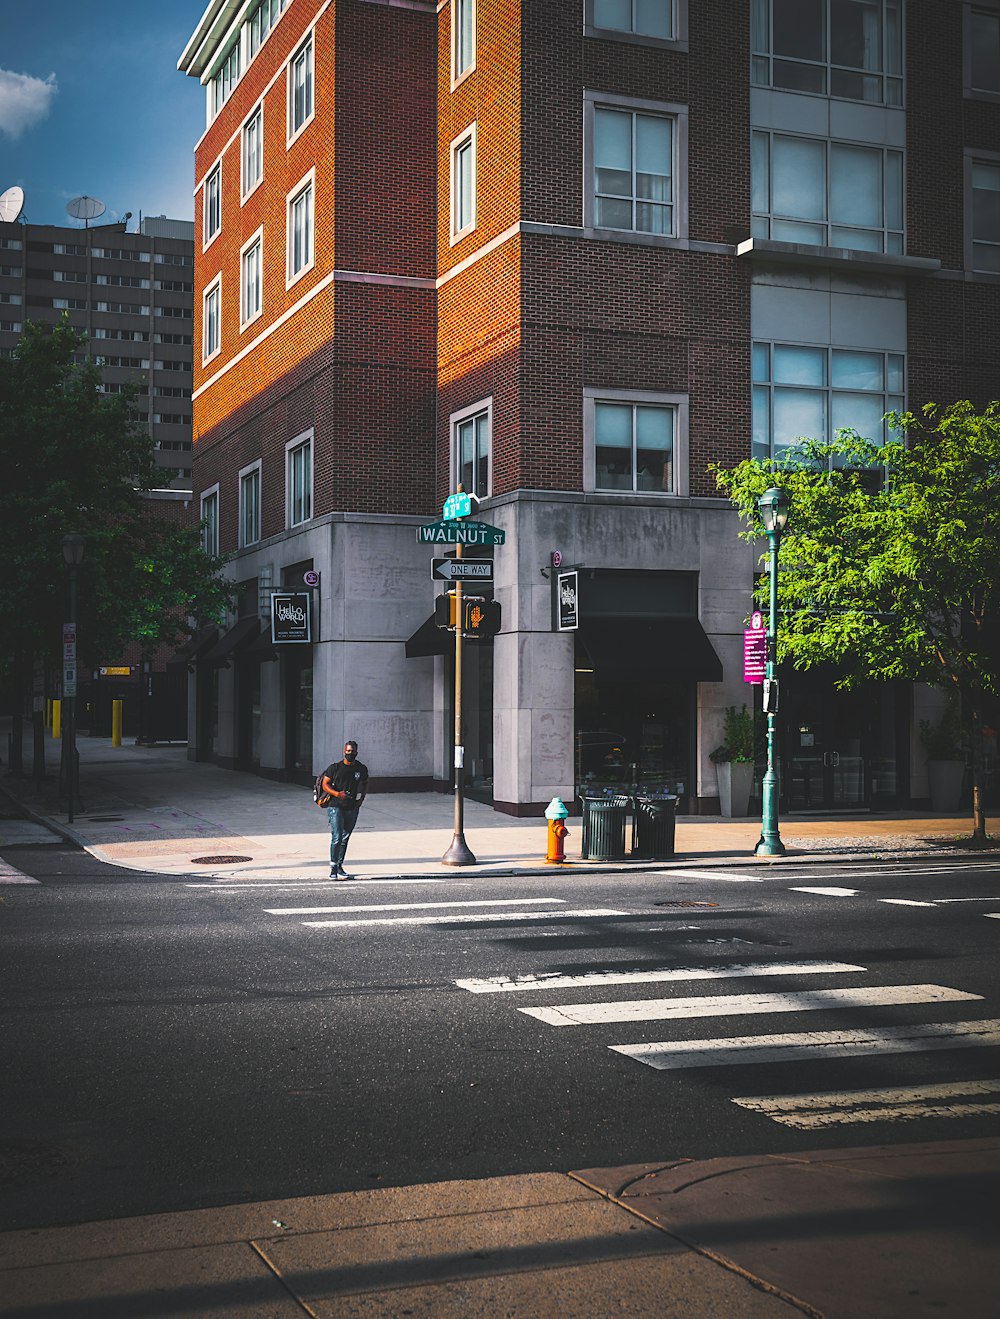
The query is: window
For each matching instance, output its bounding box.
[287,173,315,284]
[584,388,687,495]
[752,342,904,461]
[248,0,286,57]
[286,434,312,527]
[751,0,903,105]
[453,0,476,83]
[201,487,219,555]
[241,231,263,327]
[586,93,685,237]
[239,461,262,547]
[211,41,241,118]
[204,166,221,247]
[450,125,476,241]
[289,35,314,139]
[968,7,1000,95]
[452,400,491,498]
[243,105,264,199]
[969,157,1000,272]
[203,279,221,363]
[589,0,677,41]
[752,131,903,253]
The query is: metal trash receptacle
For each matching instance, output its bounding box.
[631,795,677,859]
[581,795,629,861]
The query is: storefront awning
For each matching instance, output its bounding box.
[166,625,219,670]
[577,617,723,682]
[405,616,451,659]
[243,624,280,663]
[202,617,263,668]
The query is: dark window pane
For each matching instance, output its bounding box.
[773,0,825,61]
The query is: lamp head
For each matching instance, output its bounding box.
[62,533,85,567]
[757,487,791,536]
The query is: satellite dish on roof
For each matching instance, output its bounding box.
[0,186,25,224]
[66,195,106,226]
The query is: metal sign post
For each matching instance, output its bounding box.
[441,490,476,867]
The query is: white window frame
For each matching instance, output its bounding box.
[286,431,313,529]
[287,31,315,145]
[450,397,492,500]
[450,123,477,244]
[965,148,1000,276]
[452,0,477,87]
[203,164,222,250]
[202,276,222,364]
[242,102,264,202]
[584,0,688,50]
[238,460,262,548]
[583,387,688,497]
[583,90,688,242]
[286,168,316,288]
[200,484,220,556]
[240,228,264,330]
[965,3,1000,100]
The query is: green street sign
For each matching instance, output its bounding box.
[443,491,474,520]
[417,519,506,546]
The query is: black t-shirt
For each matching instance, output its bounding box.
[323,759,368,805]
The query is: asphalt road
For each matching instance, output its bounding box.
[2,843,999,1232]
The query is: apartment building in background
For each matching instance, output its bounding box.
[178,0,1000,814]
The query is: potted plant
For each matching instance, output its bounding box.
[920,702,967,812]
[711,705,757,817]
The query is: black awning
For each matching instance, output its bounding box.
[203,617,263,667]
[405,616,451,659]
[166,625,219,670]
[577,617,723,682]
[244,624,280,663]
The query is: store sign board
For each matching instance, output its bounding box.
[744,629,767,684]
[271,592,312,644]
[556,569,579,631]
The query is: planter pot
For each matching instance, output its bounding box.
[718,761,754,817]
[927,759,965,812]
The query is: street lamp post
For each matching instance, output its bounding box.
[755,488,790,857]
[62,533,85,824]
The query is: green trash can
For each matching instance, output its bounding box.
[582,795,629,861]
[631,795,677,859]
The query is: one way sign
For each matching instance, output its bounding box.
[431,558,494,581]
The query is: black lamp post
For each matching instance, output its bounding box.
[755,487,790,857]
[61,533,85,824]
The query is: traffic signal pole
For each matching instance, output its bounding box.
[442,507,476,866]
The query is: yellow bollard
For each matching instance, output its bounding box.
[112,699,123,748]
[52,699,61,740]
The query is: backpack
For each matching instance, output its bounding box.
[313,775,334,808]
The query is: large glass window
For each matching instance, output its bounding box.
[248,0,285,57]
[594,401,675,492]
[287,176,314,282]
[287,434,312,527]
[242,106,263,197]
[451,126,476,240]
[201,488,219,555]
[752,131,903,253]
[454,404,490,498]
[202,280,221,362]
[289,35,314,137]
[970,159,1000,272]
[752,341,904,461]
[593,106,674,235]
[969,8,1000,95]
[211,41,241,118]
[591,0,675,39]
[204,166,221,246]
[453,0,475,81]
[240,464,261,547]
[752,0,902,105]
[241,234,263,327]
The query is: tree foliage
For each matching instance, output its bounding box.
[0,318,232,669]
[713,400,1000,840]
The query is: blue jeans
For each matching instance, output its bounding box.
[327,803,360,869]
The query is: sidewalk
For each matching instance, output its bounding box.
[1,731,996,880]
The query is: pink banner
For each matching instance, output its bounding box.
[744,629,766,684]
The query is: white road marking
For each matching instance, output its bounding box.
[650,869,762,883]
[519,984,980,1027]
[267,898,564,916]
[0,859,40,884]
[879,899,938,907]
[610,1018,1000,1070]
[455,959,866,995]
[935,897,1000,903]
[986,914,1000,921]
[790,886,859,896]
[733,1079,1000,1128]
[304,908,627,928]
[185,878,452,889]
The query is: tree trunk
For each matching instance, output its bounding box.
[970,691,986,843]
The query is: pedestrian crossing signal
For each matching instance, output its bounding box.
[464,599,501,637]
[434,593,458,628]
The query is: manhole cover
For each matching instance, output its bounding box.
[0,1139,76,1188]
[653,900,719,908]
[191,855,253,865]
[85,815,124,822]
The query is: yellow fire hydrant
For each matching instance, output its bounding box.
[544,797,570,864]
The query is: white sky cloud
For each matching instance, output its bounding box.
[0,69,58,140]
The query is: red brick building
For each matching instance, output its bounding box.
[179,0,999,814]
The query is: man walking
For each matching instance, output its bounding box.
[321,740,369,879]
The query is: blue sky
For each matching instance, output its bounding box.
[0,1,209,228]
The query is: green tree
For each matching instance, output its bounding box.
[713,400,1000,844]
[0,319,232,724]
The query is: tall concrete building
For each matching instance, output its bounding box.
[178,0,999,812]
[0,213,195,489]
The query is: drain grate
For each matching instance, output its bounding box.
[191,854,253,865]
[653,900,719,908]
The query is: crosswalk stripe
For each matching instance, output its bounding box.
[650,869,761,883]
[790,886,858,896]
[880,899,937,907]
[266,898,564,916]
[304,908,627,928]
[610,1018,1000,1070]
[986,914,1000,921]
[455,959,866,995]
[733,1079,1000,1128]
[0,859,40,884]
[519,984,981,1027]
[185,879,451,889]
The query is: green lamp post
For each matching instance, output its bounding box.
[755,487,790,857]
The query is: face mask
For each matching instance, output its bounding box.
[344,749,356,762]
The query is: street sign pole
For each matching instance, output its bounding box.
[442,489,476,867]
